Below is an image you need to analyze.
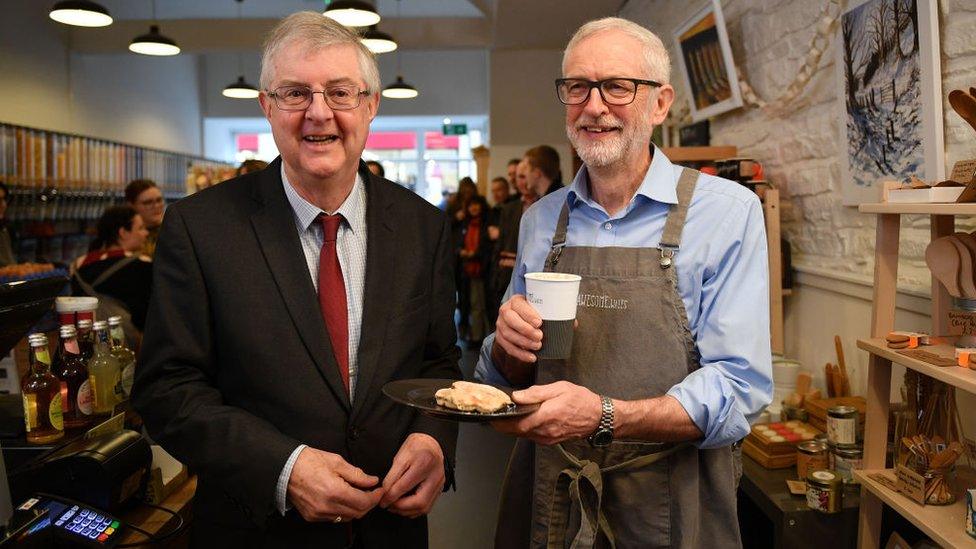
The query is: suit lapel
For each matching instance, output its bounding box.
[351,166,395,418]
[248,160,351,410]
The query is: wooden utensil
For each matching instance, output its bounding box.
[949,89,976,132]
[824,363,835,398]
[925,237,963,298]
[830,364,845,398]
[955,232,976,290]
[834,336,850,397]
[948,236,976,298]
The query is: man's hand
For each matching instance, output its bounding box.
[380,433,446,519]
[492,381,602,445]
[287,447,384,522]
[495,295,543,363]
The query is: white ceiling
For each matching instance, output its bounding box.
[99,0,486,21]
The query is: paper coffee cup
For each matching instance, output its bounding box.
[524,272,582,359]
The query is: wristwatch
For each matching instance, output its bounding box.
[587,395,614,447]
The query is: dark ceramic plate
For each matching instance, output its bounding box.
[382,378,539,423]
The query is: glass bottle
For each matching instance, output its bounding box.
[107,316,136,399]
[87,321,121,415]
[52,324,93,428]
[22,333,64,444]
[76,318,94,363]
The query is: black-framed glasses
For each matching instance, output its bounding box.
[266,85,370,111]
[555,78,662,106]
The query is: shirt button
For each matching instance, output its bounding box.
[604,222,612,230]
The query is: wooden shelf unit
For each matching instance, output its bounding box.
[853,468,975,549]
[856,203,976,548]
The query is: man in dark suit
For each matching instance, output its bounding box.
[132,12,461,548]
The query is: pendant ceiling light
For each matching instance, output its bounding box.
[324,0,380,28]
[129,0,180,56]
[361,25,397,54]
[381,0,417,99]
[222,0,259,99]
[49,0,113,27]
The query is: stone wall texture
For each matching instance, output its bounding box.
[620,0,976,292]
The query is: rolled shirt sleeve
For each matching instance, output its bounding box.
[667,196,773,448]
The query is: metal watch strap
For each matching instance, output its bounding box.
[598,395,614,432]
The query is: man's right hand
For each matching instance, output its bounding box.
[494,295,543,363]
[287,447,384,523]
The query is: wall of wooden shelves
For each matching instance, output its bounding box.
[857,207,976,548]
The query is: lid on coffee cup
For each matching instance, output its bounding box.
[524,272,582,283]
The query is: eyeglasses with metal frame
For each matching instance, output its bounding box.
[266,85,370,111]
[555,78,662,106]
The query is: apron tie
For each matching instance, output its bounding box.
[548,443,687,549]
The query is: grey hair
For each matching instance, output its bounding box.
[260,11,381,93]
[562,17,671,84]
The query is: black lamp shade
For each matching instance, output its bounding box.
[49,0,113,27]
[324,0,381,27]
[382,76,418,99]
[129,25,181,56]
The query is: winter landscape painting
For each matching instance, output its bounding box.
[839,0,943,205]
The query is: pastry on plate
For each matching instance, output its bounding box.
[434,381,513,413]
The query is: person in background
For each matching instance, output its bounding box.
[0,182,15,267]
[486,177,511,326]
[237,159,269,177]
[458,196,491,346]
[71,205,152,333]
[450,177,479,341]
[506,158,521,202]
[124,179,165,258]
[478,17,772,547]
[133,12,460,547]
[365,160,385,178]
[521,145,563,198]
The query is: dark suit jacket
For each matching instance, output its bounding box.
[132,158,461,548]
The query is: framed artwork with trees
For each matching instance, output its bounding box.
[838,0,944,205]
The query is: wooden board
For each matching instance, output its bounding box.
[742,438,796,469]
[119,476,196,545]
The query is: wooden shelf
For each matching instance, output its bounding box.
[858,203,976,215]
[857,338,976,395]
[853,468,976,548]
[660,146,737,162]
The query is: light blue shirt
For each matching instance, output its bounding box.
[275,166,368,514]
[475,147,773,449]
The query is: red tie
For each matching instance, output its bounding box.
[318,214,349,394]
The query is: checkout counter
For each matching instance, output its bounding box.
[0,277,194,547]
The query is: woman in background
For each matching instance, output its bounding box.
[72,205,153,335]
[124,179,165,258]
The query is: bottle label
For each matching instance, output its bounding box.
[22,393,37,432]
[110,327,125,347]
[77,380,93,416]
[49,393,63,431]
[121,364,135,397]
[65,340,80,355]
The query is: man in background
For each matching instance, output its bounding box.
[365,160,384,178]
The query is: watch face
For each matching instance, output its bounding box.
[591,429,613,447]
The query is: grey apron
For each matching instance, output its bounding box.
[495,168,741,549]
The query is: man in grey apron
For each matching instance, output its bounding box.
[475,17,772,549]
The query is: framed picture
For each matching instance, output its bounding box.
[838,0,945,205]
[673,0,743,122]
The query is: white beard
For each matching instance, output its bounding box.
[567,114,654,168]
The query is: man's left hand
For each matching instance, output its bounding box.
[380,433,446,519]
[491,381,602,445]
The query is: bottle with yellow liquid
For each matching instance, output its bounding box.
[107,316,135,399]
[22,333,64,444]
[87,321,121,415]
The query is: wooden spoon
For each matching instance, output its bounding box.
[948,89,976,132]
[949,236,976,298]
[925,237,963,298]
[955,233,976,290]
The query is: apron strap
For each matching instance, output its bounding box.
[548,443,687,549]
[658,167,700,269]
[544,201,571,272]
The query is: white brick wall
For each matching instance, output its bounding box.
[620,0,976,293]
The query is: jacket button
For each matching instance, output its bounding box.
[348,426,361,440]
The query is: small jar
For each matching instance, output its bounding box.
[827,405,859,445]
[806,470,843,513]
[951,297,976,348]
[829,443,863,485]
[797,440,829,480]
